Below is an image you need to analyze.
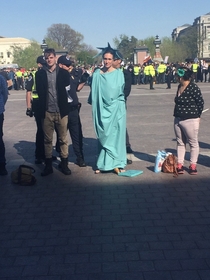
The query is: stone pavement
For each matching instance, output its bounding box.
[0,82,210,280]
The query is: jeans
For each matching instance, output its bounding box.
[174,117,200,165]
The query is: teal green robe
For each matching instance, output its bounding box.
[89,68,127,171]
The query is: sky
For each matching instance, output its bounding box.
[1,0,210,50]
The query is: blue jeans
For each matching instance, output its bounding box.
[0,113,6,164]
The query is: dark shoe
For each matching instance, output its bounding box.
[176,163,184,174]
[150,88,155,90]
[41,165,53,176]
[35,158,44,164]
[189,164,197,175]
[59,158,71,175]
[76,158,86,167]
[126,146,133,154]
[41,158,53,176]
[36,156,56,164]
[0,164,8,176]
[52,155,57,161]
[127,158,132,164]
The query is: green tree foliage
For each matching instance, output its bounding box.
[113,34,138,62]
[12,41,42,68]
[44,38,60,50]
[114,35,156,61]
[76,46,98,65]
[114,32,198,64]
[160,37,187,62]
[140,36,156,57]
[46,24,84,54]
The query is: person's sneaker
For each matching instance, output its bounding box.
[177,163,184,174]
[189,164,197,175]
[126,147,133,154]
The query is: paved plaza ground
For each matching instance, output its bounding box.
[0,82,210,279]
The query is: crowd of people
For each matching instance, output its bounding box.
[0,49,207,176]
[125,60,210,89]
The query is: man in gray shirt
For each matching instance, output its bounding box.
[36,48,71,176]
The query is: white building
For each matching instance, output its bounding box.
[0,37,31,65]
[193,12,210,59]
[172,12,210,60]
[171,24,191,41]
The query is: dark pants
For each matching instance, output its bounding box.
[0,113,6,164]
[133,75,138,85]
[193,72,198,83]
[166,74,172,88]
[32,99,45,159]
[68,108,84,159]
[126,129,130,148]
[149,76,154,89]
[16,77,24,90]
[203,70,208,82]
[158,73,165,84]
[144,75,149,84]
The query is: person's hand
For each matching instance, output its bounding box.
[26,108,33,117]
[80,72,90,83]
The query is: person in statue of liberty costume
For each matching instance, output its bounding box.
[88,44,127,174]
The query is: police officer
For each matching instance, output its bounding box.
[57,55,89,167]
[133,64,140,85]
[165,62,172,89]
[25,56,47,164]
[157,61,166,84]
[15,68,24,90]
[191,61,199,83]
[148,62,156,90]
[143,63,150,84]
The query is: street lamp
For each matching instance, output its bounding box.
[40,39,48,54]
[153,35,163,62]
[154,35,161,50]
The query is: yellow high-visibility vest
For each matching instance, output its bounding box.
[31,72,38,99]
[192,63,198,72]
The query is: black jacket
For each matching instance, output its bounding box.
[35,67,70,118]
[173,82,204,119]
[123,69,132,100]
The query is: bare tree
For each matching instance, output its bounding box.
[46,24,84,54]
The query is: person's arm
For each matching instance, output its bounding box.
[77,72,90,92]
[35,70,43,98]
[5,71,10,81]
[26,91,32,108]
[25,75,34,117]
[194,85,204,117]
[0,76,8,104]
[123,70,132,99]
